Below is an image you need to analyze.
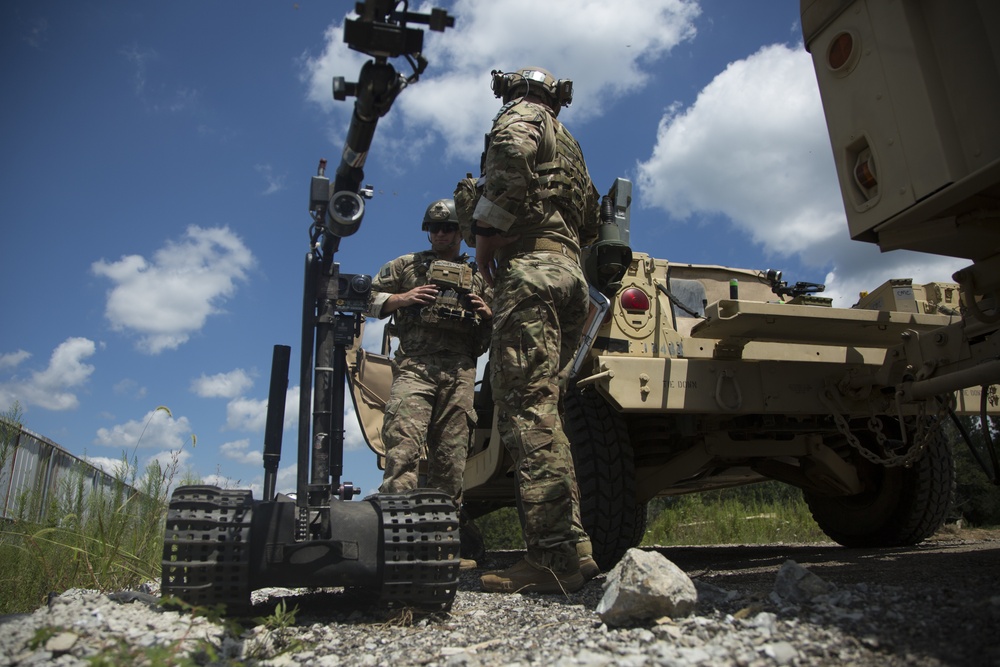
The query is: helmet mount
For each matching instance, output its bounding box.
[422,198,460,231]
[491,67,573,111]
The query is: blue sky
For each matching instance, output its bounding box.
[1,0,966,499]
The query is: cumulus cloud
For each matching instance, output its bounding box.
[85,447,192,480]
[634,42,967,306]
[220,438,262,466]
[144,447,193,476]
[225,396,268,433]
[192,369,255,399]
[92,226,254,354]
[819,242,966,308]
[94,407,193,451]
[84,455,132,477]
[0,350,31,370]
[302,0,701,162]
[225,385,300,433]
[224,382,370,453]
[0,338,96,411]
[637,43,840,254]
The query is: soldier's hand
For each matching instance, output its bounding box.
[402,284,439,306]
[476,233,519,287]
[466,293,492,320]
[383,285,438,315]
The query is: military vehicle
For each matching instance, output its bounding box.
[349,0,1000,570]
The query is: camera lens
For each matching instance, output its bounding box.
[350,274,372,293]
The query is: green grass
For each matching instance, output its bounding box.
[475,482,830,552]
[641,487,829,546]
[0,453,180,615]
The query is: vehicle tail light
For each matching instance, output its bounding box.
[620,287,650,312]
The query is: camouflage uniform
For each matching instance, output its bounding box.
[474,98,600,573]
[369,250,491,506]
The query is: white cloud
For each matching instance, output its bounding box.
[225,396,268,433]
[0,350,31,370]
[274,463,298,496]
[84,455,131,477]
[143,447,193,481]
[94,407,193,451]
[220,438,262,466]
[634,42,967,306]
[254,163,286,195]
[637,43,841,255]
[225,382,368,453]
[225,385,300,433]
[0,338,96,411]
[92,226,254,354]
[819,242,967,308]
[88,448,192,482]
[343,402,368,453]
[302,0,701,162]
[192,369,255,399]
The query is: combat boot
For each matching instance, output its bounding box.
[576,540,601,581]
[460,509,487,562]
[480,557,584,594]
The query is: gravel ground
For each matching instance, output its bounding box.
[2,530,998,666]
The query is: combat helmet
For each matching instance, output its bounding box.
[491,67,573,114]
[422,198,459,231]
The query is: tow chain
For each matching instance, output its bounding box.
[820,385,950,468]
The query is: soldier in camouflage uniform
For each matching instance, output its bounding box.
[468,67,601,594]
[368,199,492,567]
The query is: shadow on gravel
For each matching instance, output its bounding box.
[650,539,1000,666]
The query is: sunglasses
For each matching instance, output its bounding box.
[428,222,459,234]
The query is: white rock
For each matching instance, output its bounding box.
[596,549,697,626]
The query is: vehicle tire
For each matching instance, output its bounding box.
[567,387,645,570]
[804,417,954,547]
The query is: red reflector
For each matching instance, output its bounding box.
[620,287,650,312]
[828,32,853,70]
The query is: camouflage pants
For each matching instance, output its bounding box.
[490,252,590,572]
[379,353,477,505]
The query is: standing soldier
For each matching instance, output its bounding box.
[368,198,492,569]
[468,67,601,593]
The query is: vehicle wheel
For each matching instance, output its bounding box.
[567,388,645,570]
[804,417,954,547]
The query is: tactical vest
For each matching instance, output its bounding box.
[532,109,597,235]
[476,100,598,240]
[395,253,483,336]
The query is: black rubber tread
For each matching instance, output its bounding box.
[372,488,461,612]
[161,485,253,614]
[566,388,644,570]
[804,418,955,547]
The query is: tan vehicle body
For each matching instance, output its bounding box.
[350,0,999,568]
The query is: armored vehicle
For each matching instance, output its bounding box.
[350,0,1000,570]
[350,177,990,569]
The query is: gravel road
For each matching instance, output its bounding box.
[2,528,998,666]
